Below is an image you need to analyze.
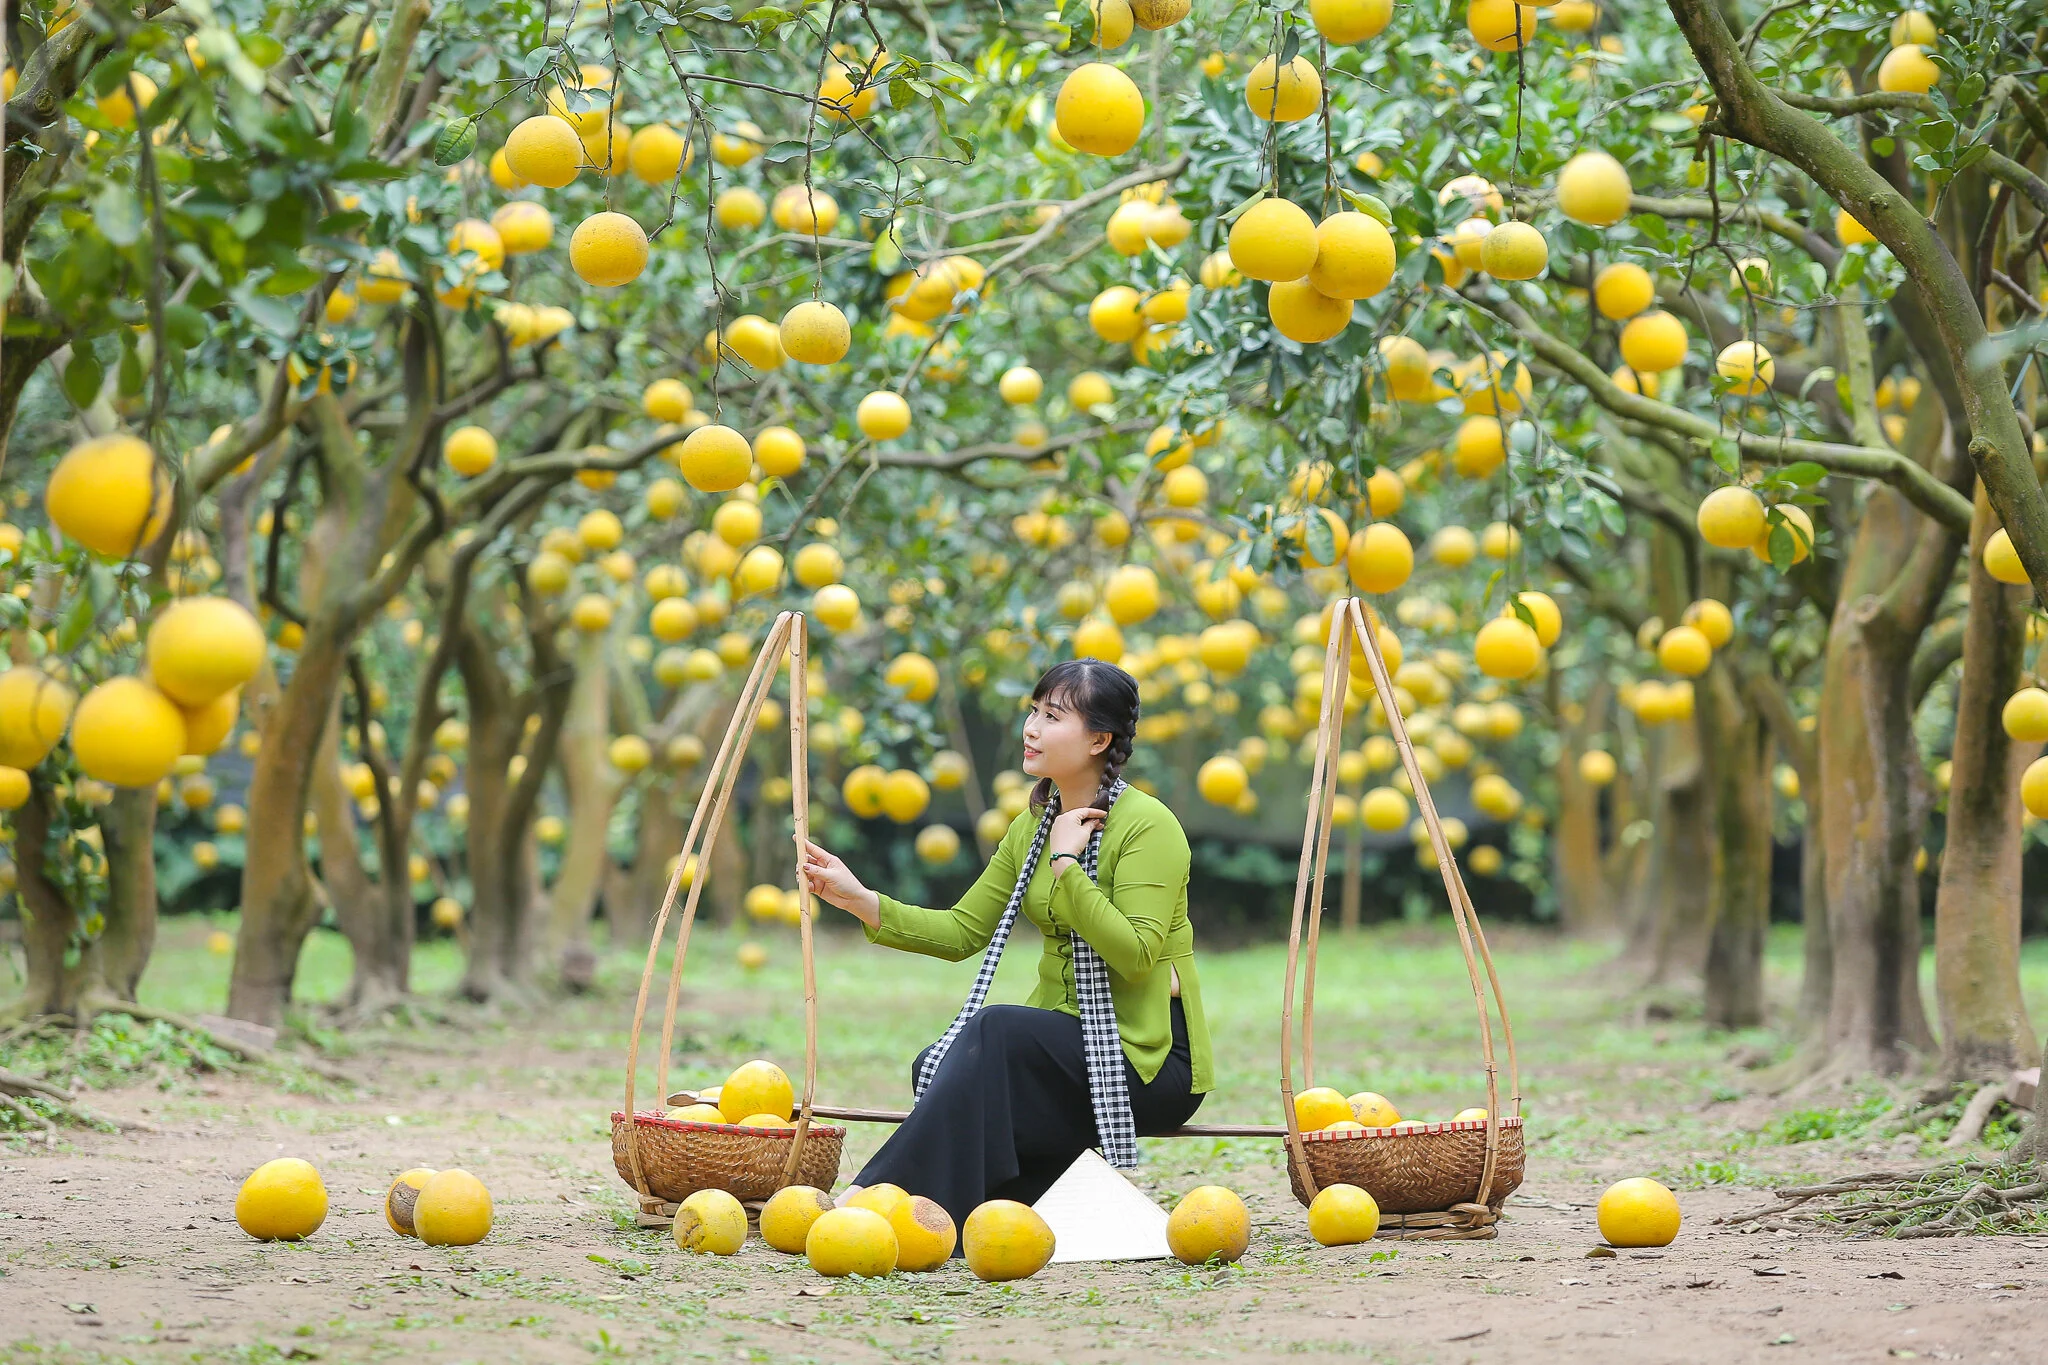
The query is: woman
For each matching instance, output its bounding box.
[800,657,1213,1239]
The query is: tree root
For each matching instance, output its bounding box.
[0,1065,155,1134]
[1722,1163,2048,1237]
[1942,1081,2008,1149]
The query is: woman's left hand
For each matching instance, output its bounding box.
[1046,806,1106,862]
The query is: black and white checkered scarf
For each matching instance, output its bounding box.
[911,778,1138,1168]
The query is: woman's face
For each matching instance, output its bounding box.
[1020,690,1109,783]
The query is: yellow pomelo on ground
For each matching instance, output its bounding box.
[1480,221,1548,279]
[2022,756,2048,820]
[445,424,498,476]
[1197,754,1250,807]
[1307,212,1395,300]
[1468,0,1538,51]
[1268,278,1353,344]
[570,212,648,288]
[781,300,851,365]
[1715,340,1775,395]
[1985,528,2029,584]
[415,1169,493,1246]
[1751,504,1815,565]
[1619,310,1688,373]
[889,1195,957,1271]
[963,1199,1056,1280]
[1308,1183,1381,1246]
[1597,1177,1681,1247]
[1166,1185,1249,1264]
[1657,624,1712,676]
[505,114,582,188]
[146,597,265,706]
[384,1168,436,1237]
[761,1186,834,1253]
[846,1183,911,1219]
[237,1158,328,1241]
[2002,687,2048,742]
[857,391,912,440]
[47,433,173,559]
[720,1059,794,1123]
[1474,617,1541,680]
[1245,54,1321,122]
[1696,485,1765,548]
[1593,262,1654,320]
[678,425,752,492]
[674,1188,747,1255]
[807,1206,899,1277]
[1055,62,1145,156]
[1878,44,1940,93]
[1556,150,1632,227]
[71,678,186,788]
[1348,1091,1401,1125]
[1294,1086,1353,1131]
[1229,196,1319,282]
[1311,0,1393,43]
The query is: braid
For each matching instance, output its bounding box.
[1095,729,1135,806]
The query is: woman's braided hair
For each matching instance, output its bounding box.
[1027,657,1142,812]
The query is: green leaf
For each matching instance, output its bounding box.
[92,184,144,248]
[241,33,285,67]
[1779,462,1827,486]
[55,588,99,654]
[433,119,478,167]
[1337,189,1392,225]
[1709,437,1740,476]
[1305,510,1336,567]
[63,349,104,408]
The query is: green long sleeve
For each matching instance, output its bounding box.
[1047,812,1188,980]
[863,817,1021,961]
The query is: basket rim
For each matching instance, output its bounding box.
[612,1109,848,1139]
[1300,1115,1524,1143]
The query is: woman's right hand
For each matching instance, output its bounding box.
[800,840,881,928]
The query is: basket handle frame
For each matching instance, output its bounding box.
[620,612,821,1203]
[1280,598,1525,1211]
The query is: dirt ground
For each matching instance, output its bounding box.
[4,927,2045,1364]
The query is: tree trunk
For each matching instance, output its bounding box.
[1701,666,1774,1030]
[95,786,159,1004]
[1338,818,1364,932]
[9,784,86,1018]
[547,632,618,985]
[1554,683,1612,938]
[1933,483,2039,1078]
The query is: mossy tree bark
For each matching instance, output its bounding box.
[547,629,620,987]
[1933,483,2039,1079]
[1700,664,1774,1031]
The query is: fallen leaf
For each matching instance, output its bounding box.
[1753,1266,1788,1276]
[1868,1271,1905,1280]
[63,1304,95,1315]
[1768,1333,1797,1346]
[792,1286,834,1297]
[1447,1328,1490,1343]
[1686,1279,1718,1289]
[1585,1247,1616,1258]
[1560,1278,1590,1286]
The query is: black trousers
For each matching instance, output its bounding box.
[854,999,1202,1251]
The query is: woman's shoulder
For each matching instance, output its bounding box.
[1109,783,1189,850]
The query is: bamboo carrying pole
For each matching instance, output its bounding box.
[1277,598,1523,1209]
[619,613,820,1210]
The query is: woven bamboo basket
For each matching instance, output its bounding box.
[613,613,838,1226]
[1278,598,1525,1240]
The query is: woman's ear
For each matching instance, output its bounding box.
[1089,731,1111,757]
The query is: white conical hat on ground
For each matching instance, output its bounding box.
[1033,1148,1172,1262]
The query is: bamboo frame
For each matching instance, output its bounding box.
[1277,597,1523,1209]
[619,612,821,1212]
